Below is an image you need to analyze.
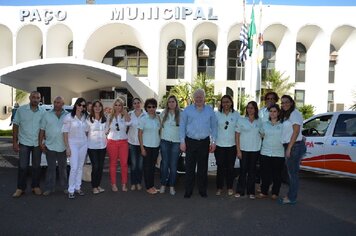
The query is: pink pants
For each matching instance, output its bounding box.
[107,139,129,185]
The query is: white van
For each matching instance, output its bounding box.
[301,111,356,178]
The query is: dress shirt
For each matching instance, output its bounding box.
[179,104,217,143]
[87,118,107,149]
[40,109,68,152]
[62,113,88,144]
[13,104,45,146]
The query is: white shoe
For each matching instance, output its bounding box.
[160,185,166,194]
[169,187,176,196]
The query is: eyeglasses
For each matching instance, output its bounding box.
[224,121,229,130]
[115,123,120,131]
[266,97,275,101]
[77,104,86,108]
[147,106,156,109]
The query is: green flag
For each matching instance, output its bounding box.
[248,6,256,56]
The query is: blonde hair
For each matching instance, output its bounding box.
[109,97,125,125]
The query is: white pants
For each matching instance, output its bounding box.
[68,141,88,193]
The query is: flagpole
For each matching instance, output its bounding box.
[238,0,246,112]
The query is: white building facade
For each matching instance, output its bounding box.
[0,0,355,129]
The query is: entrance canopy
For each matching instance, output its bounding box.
[0,58,154,104]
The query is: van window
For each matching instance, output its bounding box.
[333,114,356,137]
[302,115,332,137]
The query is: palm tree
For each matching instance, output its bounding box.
[192,73,221,107]
[168,81,191,108]
[262,69,295,99]
[15,89,28,103]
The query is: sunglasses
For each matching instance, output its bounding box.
[147,106,156,109]
[115,123,120,131]
[224,121,229,130]
[77,104,86,108]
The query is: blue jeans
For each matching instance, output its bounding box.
[160,140,180,186]
[129,144,143,185]
[284,141,307,202]
[18,144,41,190]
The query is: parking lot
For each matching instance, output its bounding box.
[0,137,356,235]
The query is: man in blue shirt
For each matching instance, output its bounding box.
[180,89,217,198]
[39,96,68,196]
[12,91,45,198]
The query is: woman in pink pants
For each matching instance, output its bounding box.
[106,98,131,192]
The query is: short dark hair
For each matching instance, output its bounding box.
[144,98,158,112]
[264,91,279,103]
[267,104,281,121]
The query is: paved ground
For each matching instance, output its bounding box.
[0,137,356,236]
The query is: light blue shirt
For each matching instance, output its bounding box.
[13,104,45,147]
[259,107,269,123]
[260,121,284,157]
[40,109,68,152]
[160,111,180,143]
[236,117,262,151]
[138,115,161,148]
[215,111,240,147]
[179,104,217,143]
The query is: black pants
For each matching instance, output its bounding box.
[214,145,236,189]
[17,144,41,190]
[185,137,210,195]
[260,155,285,195]
[143,146,159,189]
[236,151,258,195]
[88,148,106,188]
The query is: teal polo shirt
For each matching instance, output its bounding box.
[236,117,262,152]
[138,115,161,148]
[13,104,45,147]
[260,121,284,157]
[160,111,180,143]
[40,109,68,152]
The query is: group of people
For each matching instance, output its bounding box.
[11,89,306,205]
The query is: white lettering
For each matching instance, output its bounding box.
[56,10,67,21]
[19,9,30,21]
[44,10,53,25]
[127,7,138,20]
[208,8,218,20]
[182,7,193,20]
[162,8,173,20]
[30,9,41,22]
[193,7,206,20]
[19,9,67,24]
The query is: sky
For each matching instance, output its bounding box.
[0,0,355,6]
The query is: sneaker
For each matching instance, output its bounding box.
[93,188,100,195]
[160,186,166,194]
[111,184,118,192]
[122,184,128,192]
[136,184,142,191]
[32,187,42,196]
[216,189,222,196]
[75,189,85,196]
[68,192,75,199]
[227,189,234,196]
[249,194,256,199]
[234,193,241,198]
[98,187,105,193]
[130,185,136,191]
[12,189,24,198]
[43,191,51,196]
[169,187,176,196]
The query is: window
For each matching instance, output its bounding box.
[333,114,356,137]
[197,39,216,78]
[102,45,148,77]
[68,41,73,56]
[167,39,185,79]
[302,115,333,137]
[327,90,334,112]
[39,45,43,59]
[329,44,337,83]
[227,40,245,81]
[295,89,305,107]
[261,41,276,81]
[295,42,307,82]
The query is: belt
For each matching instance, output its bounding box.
[186,136,209,142]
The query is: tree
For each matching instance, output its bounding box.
[15,89,28,103]
[191,73,221,108]
[168,81,191,108]
[262,69,295,100]
[298,104,315,119]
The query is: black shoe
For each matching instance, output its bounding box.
[184,192,192,198]
[199,192,208,198]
